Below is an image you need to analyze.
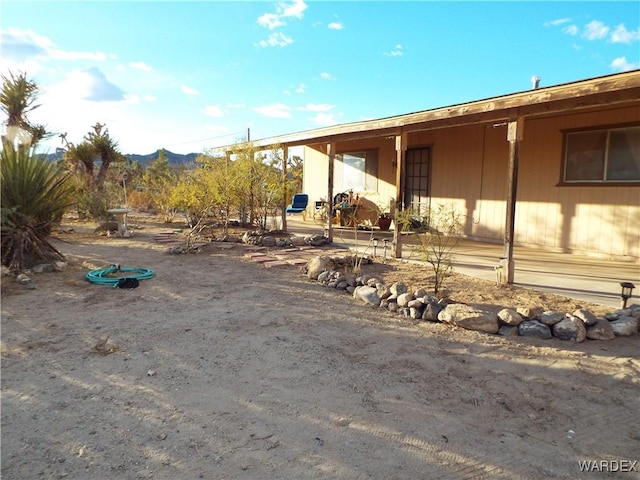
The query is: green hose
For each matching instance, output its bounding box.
[85,264,155,286]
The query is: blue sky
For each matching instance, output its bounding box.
[1,1,639,155]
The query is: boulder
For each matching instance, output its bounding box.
[586,319,615,341]
[306,256,335,280]
[375,283,391,299]
[537,311,565,326]
[610,316,638,336]
[516,306,543,320]
[396,292,414,308]
[498,325,520,337]
[390,282,408,296]
[422,303,445,322]
[437,304,500,334]
[353,286,381,307]
[552,314,586,342]
[497,308,523,326]
[518,320,552,339]
[572,309,599,326]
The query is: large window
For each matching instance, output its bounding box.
[563,125,640,183]
[334,150,378,192]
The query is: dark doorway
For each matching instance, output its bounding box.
[404,147,431,216]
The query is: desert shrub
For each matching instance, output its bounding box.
[1,143,74,271]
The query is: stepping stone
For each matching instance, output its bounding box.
[249,256,275,264]
[286,258,308,266]
[263,261,289,268]
[244,252,268,259]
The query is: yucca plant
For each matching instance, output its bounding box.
[1,142,74,272]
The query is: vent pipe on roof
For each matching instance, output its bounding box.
[531,76,541,89]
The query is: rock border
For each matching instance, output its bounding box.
[303,255,640,342]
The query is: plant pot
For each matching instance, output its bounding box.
[378,216,392,231]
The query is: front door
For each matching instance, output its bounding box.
[404,147,431,217]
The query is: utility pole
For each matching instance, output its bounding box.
[247,128,250,142]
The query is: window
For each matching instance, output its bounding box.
[563,125,640,183]
[334,150,378,192]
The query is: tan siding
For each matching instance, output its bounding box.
[301,104,639,259]
[518,106,639,258]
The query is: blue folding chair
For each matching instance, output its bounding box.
[286,194,309,219]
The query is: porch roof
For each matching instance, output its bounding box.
[224,70,640,150]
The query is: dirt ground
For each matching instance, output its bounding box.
[2,214,639,480]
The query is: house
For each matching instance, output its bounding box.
[224,71,640,282]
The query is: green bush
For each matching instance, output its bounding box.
[1,143,74,271]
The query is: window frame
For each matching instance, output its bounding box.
[334,149,379,193]
[559,122,640,186]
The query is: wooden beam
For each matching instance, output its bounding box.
[393,133,407,258]
[502,117,523,284]
[281,145,288,233]
[231,72,639,151]
[327,142,335,243]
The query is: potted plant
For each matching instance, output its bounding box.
[377,211,392,231]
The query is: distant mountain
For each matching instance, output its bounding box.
[126,150,200,166]
[45,149,200,166]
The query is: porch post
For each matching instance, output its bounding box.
[281,144,288,232]
[503,116,523,284]
[393,133,407,258]
[327,141,335,242]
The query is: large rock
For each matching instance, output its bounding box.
[375,283,391,299]
[353,286,381,307]
[390,282,408,296]
[518,320,552,339]
[397,292,415,308]
[537,311,565,326]
[552,314,586,342]
[610,316,638,336]
[572,309,599,326]
[497,308,523,326]
[306,256,335,280]
[437,304,499,334]
[516,306,544,320]
[498,325,520,336]
[422,303,445,322]
[586,319,615,341]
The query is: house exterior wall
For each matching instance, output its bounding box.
[302,105,639,260]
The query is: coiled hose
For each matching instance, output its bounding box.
[85,264,155,286]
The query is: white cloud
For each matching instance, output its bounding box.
[562,25,579,36]
[144,95,156,102]
[610,56,640,72]
[130,61,153,72]
[257,0,307,29]
[281,0,307,20]
[181,85,200,95]
[285,83,305,95]
[544,18,571,27]
[320,72,334,80]
[309,112,339,126]
[583,20,609,40]
[204,105,225,117]
[328,22,343,30]
[257,32,294,48]
[298,103,334,112]
[60,67,125,102]
[253,103,292,118]
[0,27,108,66]
[384,44,403,57]
[610,24,640,44]
[257,13,283,30]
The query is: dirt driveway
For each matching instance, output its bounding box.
[2,218,639,479]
